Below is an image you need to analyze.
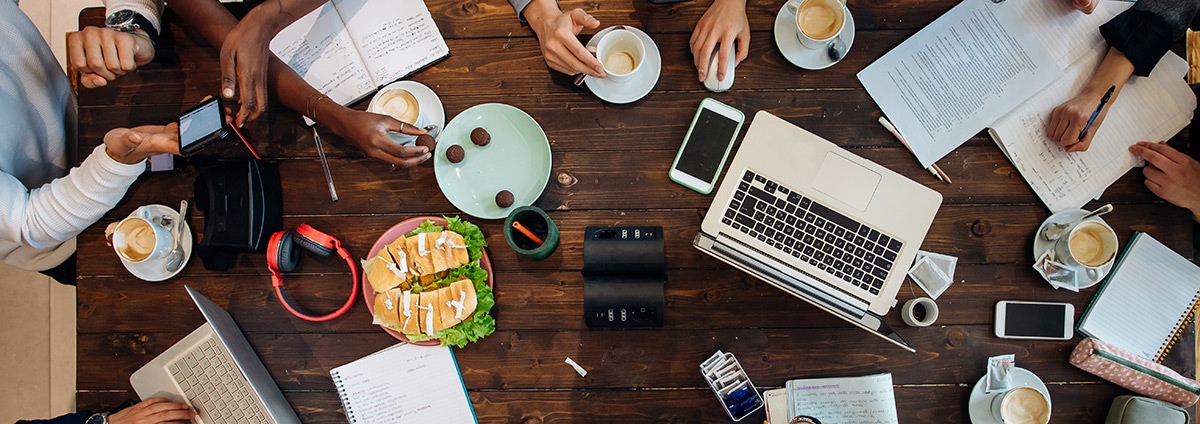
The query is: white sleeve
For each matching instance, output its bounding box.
[0,145,145,250]
[104,0,165,33]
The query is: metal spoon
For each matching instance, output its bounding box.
[826,36,846,62]
[423,124,441,139]
[1041,203,1113,242]
[163,200,189,273]
[572,45,601,86]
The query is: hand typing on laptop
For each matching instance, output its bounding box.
[106,398,196,424]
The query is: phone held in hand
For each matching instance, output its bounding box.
[146,153,184,173]
[669,98,745,195]
[178,97,229,157]
[994,300,1075,340]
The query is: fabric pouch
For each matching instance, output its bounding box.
[1070,338,1200,407]
[1104,395,1188,424]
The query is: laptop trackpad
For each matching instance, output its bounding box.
[812,152,880,212]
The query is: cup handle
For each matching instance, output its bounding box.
[785,0,802,15]
[1084,267,1100,281]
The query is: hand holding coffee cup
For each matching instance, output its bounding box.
[106,206,176,264]
[596,29,646,83]
[1053,220,1118,279]
[368,88,432,145]
[990,386,1050,424]
[784,0,848,50]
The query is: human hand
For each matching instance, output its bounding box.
[525,0,605,78]
[67,26,155,88]
[1046,86,1112,153]
[1129,141,1200,222]
[219,16,276,127]
[106,397,195,424]
[1070,0,1098,14]
[328,109,432,168]
[103,123,181,165]
[691,0,749,82]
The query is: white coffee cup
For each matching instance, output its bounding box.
[785,0,848,50]
[596,29,646,83]
[109,206,175,264]
[368,87,431,145]
[1053,220,1118,280]
[990,386,1050,424]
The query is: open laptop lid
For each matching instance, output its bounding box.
[186,286,301,424]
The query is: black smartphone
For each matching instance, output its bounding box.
[178,97,229,156]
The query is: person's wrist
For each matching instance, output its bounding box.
[321,104,353,138]
[244,5,290,36]
[523,0,560,35]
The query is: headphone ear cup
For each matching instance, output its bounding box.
[276,232,302,272]
[294,232,335,257]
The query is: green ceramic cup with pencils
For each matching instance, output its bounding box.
[504,206,559,260]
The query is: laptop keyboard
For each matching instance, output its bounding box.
[169,338,271,424]
[721,170,902,295]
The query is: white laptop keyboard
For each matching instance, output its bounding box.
[169,337,271,424]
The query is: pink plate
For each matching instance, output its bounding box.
[362,216,494,345]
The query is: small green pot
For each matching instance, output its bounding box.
[504,206,559,260]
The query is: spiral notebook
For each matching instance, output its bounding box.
[330,343,477,423]
[1077,233,1200,363]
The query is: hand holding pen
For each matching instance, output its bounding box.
[1047,84,1116,153]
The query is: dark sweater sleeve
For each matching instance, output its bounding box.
[1100,0,1200,77]
[14,411,90,424]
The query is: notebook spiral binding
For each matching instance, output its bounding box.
[332,371,356,423]
[1157,292,1200,364]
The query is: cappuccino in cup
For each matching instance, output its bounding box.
[108,206,175,264]
[1053,220,1118,279]
[990,387,1050,424]
[785,0,848,49]
[367,85,432,145]
[596,29,645,83]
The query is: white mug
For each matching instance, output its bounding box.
[990,386,1050,424]
[785,0,848,50]
[368,87,432,145]
[109,206,175,264]
[596,29,646,83]
[1052,220,1118,280]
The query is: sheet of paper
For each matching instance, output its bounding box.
[1015,0,1128,69]
[334,0,450,85]
[787,373,898,424]
[1079,234,1200,361]
[331,344,476,424]
[269,2,375,105]
[991,46,1194,213]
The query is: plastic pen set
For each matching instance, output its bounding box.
[701,350,763,421]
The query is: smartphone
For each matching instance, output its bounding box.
[146,153,184,173]
[669,98,745,194]
[178,97,229,156]
[994,300,1075,340]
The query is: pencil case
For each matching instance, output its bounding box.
[1070,338,1200,407]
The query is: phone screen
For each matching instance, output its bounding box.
[179,99,223,149]
[1004,303,1067,337]
[676,108,740,182]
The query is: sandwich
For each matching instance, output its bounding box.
[364,250,413,293]
[365,230,470,293]
[371,288,402,328]
[372,278,480,336]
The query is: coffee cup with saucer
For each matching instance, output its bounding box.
[968,367,1051,424]
[1033,209,1117,289]
[107,204,193,282]
[774,0,856,70]
[584,26,662,104]
[368,81,446,144]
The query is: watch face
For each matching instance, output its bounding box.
[84,413,107,424]
[105,9,135,27]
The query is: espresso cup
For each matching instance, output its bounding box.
[596,29,645,83]
[110,206,175,264]
[785,0,848,50]
[368,87,431,145]
[989,386,1050,424]
[1053,220,1118,280]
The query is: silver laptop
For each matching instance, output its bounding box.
[694,112,942,352]
[130,286,301,424]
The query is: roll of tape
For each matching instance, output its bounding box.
[902,297,938,327]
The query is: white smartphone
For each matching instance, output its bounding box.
[669,98,745,194]
[994,300,1075,340]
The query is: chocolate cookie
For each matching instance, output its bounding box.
[415,134,436,151]
[495,190,514,208]
[446,145,465,163]
[470,127,490,146]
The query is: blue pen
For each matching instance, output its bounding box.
[1078,85,1115,141]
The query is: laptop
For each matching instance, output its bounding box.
[130,286,301,424]
[694,112,942,352]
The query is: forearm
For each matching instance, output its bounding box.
[521,0,561,31]
[1081,47,1135,98]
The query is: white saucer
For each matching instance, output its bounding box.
[370,80,446,141]
[968,367,1051,424]
[1033,209,1114,289]
[774,3,856,70]
[120,204,193,282]
[584,26,662,104]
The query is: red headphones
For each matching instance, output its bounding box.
[267,224,359,321]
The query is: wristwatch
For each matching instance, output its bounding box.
[105,9,159,44]
[83,412,110,424]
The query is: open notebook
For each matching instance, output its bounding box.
[269,0,450,107]
[330,343,477,423]
[764,373,898,424]
[1077,233,1200,363]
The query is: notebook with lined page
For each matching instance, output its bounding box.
[330,343,476,423]
[1077,232,1200,363]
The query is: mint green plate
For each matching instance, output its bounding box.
[434,103,552,219]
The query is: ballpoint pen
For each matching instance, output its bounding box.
[1077,85,1115,141]
[313,127,339,202]
[877,116,952,184]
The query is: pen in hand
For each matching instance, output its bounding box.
[1077,85,1115,141]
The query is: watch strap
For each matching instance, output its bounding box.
[128,13,159,43]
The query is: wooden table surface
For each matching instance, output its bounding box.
[75,2,1195,423]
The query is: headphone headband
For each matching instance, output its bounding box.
[267,225,359,322]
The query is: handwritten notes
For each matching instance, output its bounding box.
[330,344,476,424]
[786,373,899,424]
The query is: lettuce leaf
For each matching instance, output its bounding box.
[444,216,487,262]
[406,220,444,236]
